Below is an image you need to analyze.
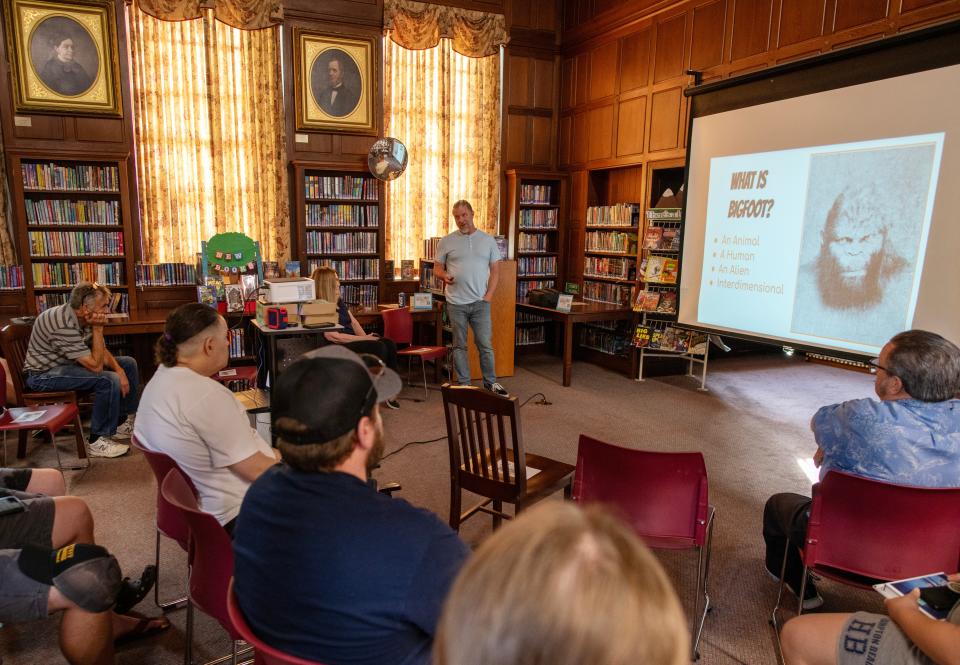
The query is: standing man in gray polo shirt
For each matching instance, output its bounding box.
[434,200,508,396]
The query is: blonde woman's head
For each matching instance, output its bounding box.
[311,266,339,303]
[434,501,689,665]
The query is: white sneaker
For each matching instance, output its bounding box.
[485,382,509,397]
[113,416,135,440]
[87,437,130,458]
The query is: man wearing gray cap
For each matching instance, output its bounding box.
[233,346,469,665]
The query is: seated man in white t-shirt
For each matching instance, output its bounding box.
[134,303,279,535]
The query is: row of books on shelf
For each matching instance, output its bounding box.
[26,199,120,226]
[633,325,706,354]
[423,237,442,261]
[305,204,379,228]
[420,264,444,291]
[518,256,556,277]
[632,289,677,314]
[0,265,24,289]
[580,327,630,357]
[516,311,548,324]
[340,284,378,309]
[581,281,633,307]
[585,231,637,255]
[304,175,377,201]
[518,233,553,253]
[136,263,199,286]
[520,184,553,205]
[32,261,123,288]
[22,163,119,192]
[641,256,678,284]
[29,231,124,257]
[306,231,377,254]
[586,203,640,227]
[643,226,681,251]
[309,258,379,281]
[516,327,545,346]
[584,256,634,281]
[517,279,555,300]
[35,291,129,314]
[519,209,557,228]
[228,328,247,359]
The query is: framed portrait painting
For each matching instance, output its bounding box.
[3,0,121,116]
[295,31,375,133]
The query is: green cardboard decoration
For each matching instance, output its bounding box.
[201,232,262,279]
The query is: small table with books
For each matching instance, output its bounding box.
[515,300,633,387]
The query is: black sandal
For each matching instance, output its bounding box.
[114,565,157,615]
[114,612,171,646]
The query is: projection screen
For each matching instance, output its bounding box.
[680,21,960,358]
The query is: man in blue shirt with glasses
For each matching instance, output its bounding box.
[763,329,960,609]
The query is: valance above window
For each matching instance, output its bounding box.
[384,0,508,58]
[135,0,282,30]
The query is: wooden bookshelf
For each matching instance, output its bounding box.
[505,169,567,304]
[292,160,384,309]
[9,152,138,316]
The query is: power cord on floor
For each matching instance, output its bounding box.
[379,390,553,463]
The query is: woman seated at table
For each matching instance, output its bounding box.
[311,266,401,409]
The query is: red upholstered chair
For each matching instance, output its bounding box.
[161,468,250,665]
[381,307,446,401]
[441,384,575,532]
[572,435,715,660]
[131,435,193,610]
[227,578,327,665]
[771,471,960,634]
[0,322,87,469]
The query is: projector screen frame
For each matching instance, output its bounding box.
[675,19,960,361]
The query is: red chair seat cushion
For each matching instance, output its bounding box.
[397,346,446,362]
[0,404,79,433]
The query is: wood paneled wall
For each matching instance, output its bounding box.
[558,0,960,172]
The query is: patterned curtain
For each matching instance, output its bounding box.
[129,5,288,264]
[136,0,282,30]
[383,8,503,263]
[0,127,16,264]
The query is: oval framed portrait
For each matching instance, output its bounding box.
[310,48,362,118]
[295,30,375,134]
[29,14,100,97]
[4,0,121,116]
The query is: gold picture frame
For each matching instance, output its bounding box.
[295,31,375,133]
[4,0,121,116]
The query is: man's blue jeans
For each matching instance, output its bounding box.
[446,300,496,387]
[25,356,139,439]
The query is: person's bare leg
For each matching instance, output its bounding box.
[25,468,66,497]
[111,611,169,639]
[781,613,852,665]
[50,496,95,547]
[47,587,114,665]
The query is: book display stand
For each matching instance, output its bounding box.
[634,163,709,390]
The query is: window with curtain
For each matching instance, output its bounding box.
[383,0,507,264]
[129,4,288,264]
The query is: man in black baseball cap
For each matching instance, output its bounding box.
[233,346,469,665]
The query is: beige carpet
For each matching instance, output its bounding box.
[0,351,887,664]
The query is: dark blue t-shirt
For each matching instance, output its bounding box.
[337,299,352,329]
[233,465,469,665]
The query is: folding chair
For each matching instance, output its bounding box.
[381,307,446,401]
[441,384,574,531]
[226,579,327,665]
[0,322,88,469]
[770,471,960,664]
[131,435,192,611]
[161,468,252,665]
[572,434,715,660]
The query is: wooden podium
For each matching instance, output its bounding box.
[454,260,516,381]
